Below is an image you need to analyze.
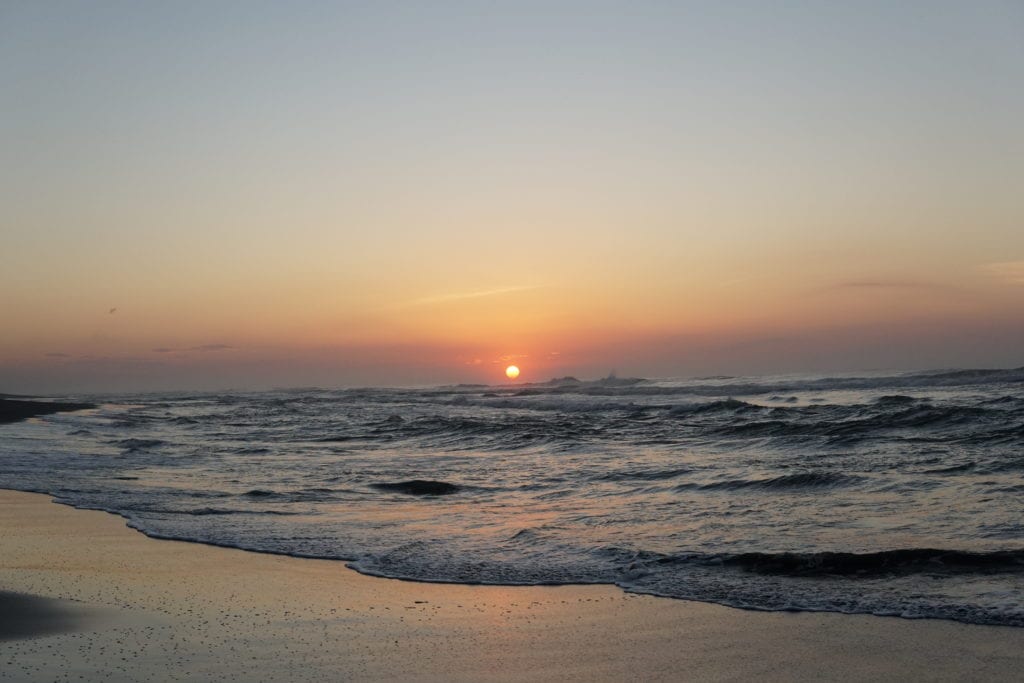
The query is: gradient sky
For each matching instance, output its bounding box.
[2,1,1023,392]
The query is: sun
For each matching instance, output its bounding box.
[505,365,520,380]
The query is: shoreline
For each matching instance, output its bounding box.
[21,485,1021,626]
[3,489,1024,681]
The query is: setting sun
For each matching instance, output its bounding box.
[505,365,520,380]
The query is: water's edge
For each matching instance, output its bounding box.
[4,485,1017,630]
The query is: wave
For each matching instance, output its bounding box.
[874,395,921,405]
[667,399,762,415]
[679,472,861,491]
[308,398,1024,450]
[369,480,461,496]
[238,488,344,502]
[919,367,1024,383]
[355,413,611,450]
[594,467,694,482]
[980,395,1024,406]
[715,548,1024,578]
[711,403,1018,440]
[111,438,166,451]
[185,507,301,516]
[74,502,303,517]
[924,462,976,474]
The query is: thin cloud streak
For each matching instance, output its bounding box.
[151,345,234,354]
[985,261,1024,285]
[826,279,947,291]
[190,344,235,352]
[405,285,542,307]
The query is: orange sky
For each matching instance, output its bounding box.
[2,3,1022,391]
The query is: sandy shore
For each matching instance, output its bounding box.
[1,489,1022,681]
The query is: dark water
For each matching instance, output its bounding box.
[2,368,1023,626]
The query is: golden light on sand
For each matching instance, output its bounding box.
[505,365,520,380]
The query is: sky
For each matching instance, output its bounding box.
[2,1,1023,392]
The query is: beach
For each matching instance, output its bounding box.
[2,489,1023,682]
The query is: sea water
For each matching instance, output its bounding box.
[2,368,1022,626]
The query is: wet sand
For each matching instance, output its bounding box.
[0,398,93,424]
[2,488,1022,681]
[0,592,100,641]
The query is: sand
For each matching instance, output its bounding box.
[0,592,110,642]
[1,489,1022,681]
[0,399,93,425]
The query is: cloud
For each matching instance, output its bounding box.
[985,261,1024,285]
[406,285,540,307]
[190,344,234,352]
[44,352,70,358]
[72,355,162,365]
[827,279,944,291]
[152,344,235,353]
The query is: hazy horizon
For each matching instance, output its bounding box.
[5,354,1024,396]
[3,1,1022,393]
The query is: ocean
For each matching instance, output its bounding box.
[2,368,1022,627]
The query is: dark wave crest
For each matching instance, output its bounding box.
[679,471,862,491]
[719,548,1024,577]
[370,480,461,496]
